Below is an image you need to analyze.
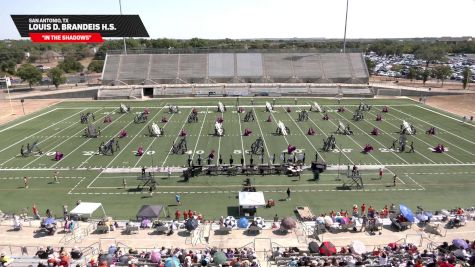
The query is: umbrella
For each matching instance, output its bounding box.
[308,241,319,253]
[399,204,415,223]
[237,217,249,229]
[150,249,161,263]
[350,240,367,255]
[213,251,227,265]
[416,214,428,222]
[319,241,337,256]
[280,217,297,230]
[165,257,180,267]
[452,239,468,249]
[184,218,198,231]
[44,217,55,225]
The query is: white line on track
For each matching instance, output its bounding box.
[403,173,425,190]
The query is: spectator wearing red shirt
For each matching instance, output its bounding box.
[175,210,181,221]
[361,203,366,214]
[183,211,188,220]
[187,210,193,219]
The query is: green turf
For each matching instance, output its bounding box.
[0,97,474,220]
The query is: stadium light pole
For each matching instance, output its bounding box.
[342,0,349,53]
[119,0,127,55]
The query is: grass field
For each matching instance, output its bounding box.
[0,97,474,220]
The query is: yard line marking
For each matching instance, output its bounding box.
[320,106,405,184]
[161,109,195,168]
[300,104,354,165]
[22,108,105,168]
[403,174,425,190]
[217,109,224,164]
[335,110,410,164]
[365,109,436,164]
[0,108,90,166]
[102,105,167,170]
[0,108,57,133]
[394,106,475,146]
[283,107,325,162]
[384,107,465,163]
[415,104,475,129]
[251,107,269,160]
[190,107,209,161]
[0,108,81,154]
[68,177,87,194]
[133,112,175,168]
[63,109,127,168]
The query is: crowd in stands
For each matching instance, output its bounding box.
[273,238,475,267]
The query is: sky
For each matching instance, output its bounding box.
[1,0,474,40]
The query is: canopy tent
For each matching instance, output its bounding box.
[239,191,265,216]
[70,202,106,218]
[136,205,164,220]
[239,192,266,208]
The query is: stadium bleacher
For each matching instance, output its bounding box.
[101,53,369,85]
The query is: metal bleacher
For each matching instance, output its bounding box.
[102,52,369,85]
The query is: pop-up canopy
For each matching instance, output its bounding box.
[238,192,266,208]
[70,202,106,217]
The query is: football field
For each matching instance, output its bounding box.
[0,97,474,219]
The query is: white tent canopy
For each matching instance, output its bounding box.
[239,192,266,208]
[70,202,106,217]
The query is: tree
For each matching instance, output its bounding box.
[47,67,66,88]
[407,67,418,82]
[414,45,447,67]
[0,60,16,75]
[365,58,376,74]
[87,60,104,73]
[421,68,432,86]
[433,65,452,87]
[462,67,472,89]
[17,64,42,88]
[57,57,83,73]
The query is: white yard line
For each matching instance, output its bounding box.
[0,108,90,166]
[384,108,466,163]
[66,112,127,168]
[282,107,325,162]
[0,108,57,133]
[394,106,475,146]
[365,109,437,164]
[190,107,209,160]
[333,110,409,164]
[416,104,475,129]
[101,105,167,169]
[86,107,166,188]
[217,110,224,163]
[23,108,106,168]
[300,104,354,165]
[133,113,175,168]
[160,109,196,168]
[403,174,426,190]
[251,107,269,160]
[0,109,82,154]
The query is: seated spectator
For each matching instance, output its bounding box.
[71,247,83,260]
[36,247,48,259]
